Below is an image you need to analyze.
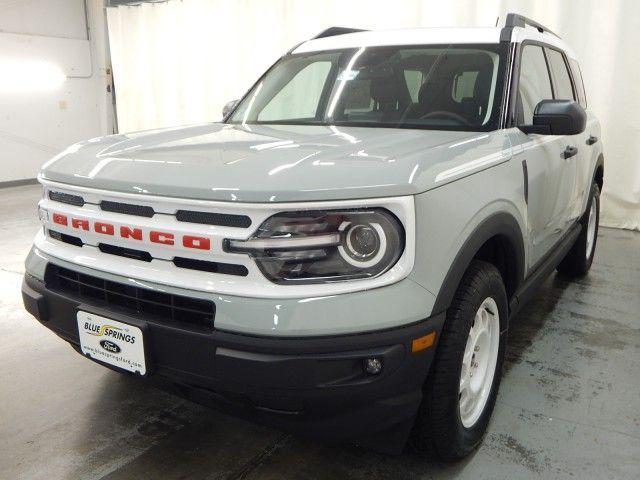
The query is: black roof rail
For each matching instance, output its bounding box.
[500,13,560,41]
[286,27,367,55]
[312,27,367,40]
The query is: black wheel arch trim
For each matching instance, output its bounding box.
[432,212,525,315]
[593,153,604,190]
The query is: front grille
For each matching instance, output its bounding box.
[176,210,251,228]
[45,230,248,277]
[101,201,155,218]
[45,265,215,331]
[49,191,85,206]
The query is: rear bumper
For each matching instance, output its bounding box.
[22,272,444,452]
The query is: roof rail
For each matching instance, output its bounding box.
[500,13,560,41]
[312,27,367,40]
[286,27,367,55]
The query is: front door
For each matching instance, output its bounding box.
[512,44,578,271]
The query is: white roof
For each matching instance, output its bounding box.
[294,27,503,54]
[293,25,577,60]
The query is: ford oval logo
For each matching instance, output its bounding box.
[100,340,121,353]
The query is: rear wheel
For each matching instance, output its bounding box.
[411,260,507,461]
[557,182,600,277]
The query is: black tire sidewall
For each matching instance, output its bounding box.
[585,183,600,269]
[557,182,600,276]
[420,261,508,459]
[451,269,508,448]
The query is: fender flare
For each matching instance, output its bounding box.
[432,212,526,314]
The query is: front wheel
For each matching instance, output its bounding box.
[557,182,600,277]
[411,260,507,461]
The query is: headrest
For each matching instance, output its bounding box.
[370,74,404,105]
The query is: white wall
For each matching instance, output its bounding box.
[0,0,114,184]
[107,0,639,230]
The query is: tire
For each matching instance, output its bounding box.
[411,260,508,461]
[557,182,600,277]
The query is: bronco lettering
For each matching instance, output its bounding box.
[50,213,211,251]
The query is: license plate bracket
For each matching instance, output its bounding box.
[77,311,147,375]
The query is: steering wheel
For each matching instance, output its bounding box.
[419,110,470,125]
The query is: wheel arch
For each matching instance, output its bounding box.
[432,212,525,315]
[594,153,604,192]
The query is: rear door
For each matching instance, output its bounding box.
[567,57,595,217]
[510,44,576,270]
[544,47,586,224]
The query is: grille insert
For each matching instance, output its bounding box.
[173,257,249,276]
[101,201,155,218]
[45,265,215,331]
[176,210,251,228]
[49,191,85,206]
[98,243,152,262]
[49,229,83,247]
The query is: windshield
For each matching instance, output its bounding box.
[228,44,507,131]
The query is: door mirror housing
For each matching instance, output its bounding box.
[222,99,239,119]
[519,99,586,135]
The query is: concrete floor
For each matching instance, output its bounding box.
[1,184,639,480]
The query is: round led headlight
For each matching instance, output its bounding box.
[339,222,386,268]
[226,208,404,284]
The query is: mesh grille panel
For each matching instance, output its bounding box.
[45,265,215,331]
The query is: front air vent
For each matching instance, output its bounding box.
[49,191,85,206]
[48,229,83,247]
[100,201,155,218]
[98,243,153,262]
[173,257,249,276]
[45,265,215,331]
[176,210,251,228]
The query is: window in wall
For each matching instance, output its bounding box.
[518,45,553,125]
[545,48,575,101]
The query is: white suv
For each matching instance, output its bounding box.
[23,13,603,459]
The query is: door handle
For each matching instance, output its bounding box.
[563,146,578,159]
[586,135,598,146]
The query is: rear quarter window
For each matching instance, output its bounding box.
[568,58,587,109]
[545,48,575,101]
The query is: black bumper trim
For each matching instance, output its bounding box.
[22,272,445,452]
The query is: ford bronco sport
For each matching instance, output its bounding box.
[22,13,603,460]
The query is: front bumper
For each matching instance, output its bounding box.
[22,271,444,452]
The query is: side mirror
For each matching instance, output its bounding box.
[222,100,239,119]
[519,99,586,135]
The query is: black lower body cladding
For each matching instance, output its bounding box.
[22,272,444,453]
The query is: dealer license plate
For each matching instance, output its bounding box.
[77,311,146,375]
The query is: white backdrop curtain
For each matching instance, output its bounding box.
[106,0,640,230]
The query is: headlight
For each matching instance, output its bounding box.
[226,209,405,284]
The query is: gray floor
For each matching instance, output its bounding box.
[1,184,639,480]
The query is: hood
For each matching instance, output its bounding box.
[40,123,510,202]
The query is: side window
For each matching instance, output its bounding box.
[258,61,331,121]
[518,45,553,124]
[545,48,575,101]
[568,58,587,108]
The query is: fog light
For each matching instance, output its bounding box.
[363,357,383,375]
